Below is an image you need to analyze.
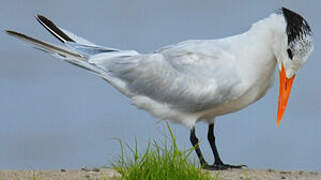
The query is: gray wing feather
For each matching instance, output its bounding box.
[104,40,240,112]
[65,42,119,57]
[36,15,120,57]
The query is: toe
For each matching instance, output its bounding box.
[203,163,246,170]
[202,164,228,170]
[225,164,246,169]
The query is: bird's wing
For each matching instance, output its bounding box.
[6,15,139,77]
[35,15,123,57]
[102,40,242,112]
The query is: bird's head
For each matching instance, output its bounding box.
[272,7,313,126]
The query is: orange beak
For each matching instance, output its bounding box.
[277,64,295,126]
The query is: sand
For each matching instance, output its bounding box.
[0,168,320,180]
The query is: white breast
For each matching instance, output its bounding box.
[197,32,278,119]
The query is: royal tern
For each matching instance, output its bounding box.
[6,7,313,170]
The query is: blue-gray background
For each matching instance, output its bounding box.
[1,0,320,171]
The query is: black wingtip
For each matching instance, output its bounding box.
[35,14,75,43]
[36,14,45,19]
[4,29,13,37]
[281,7,289,12]
[4,30,30,40]
[35,14,50,25]
[5,30,19,36]
[4,30,36,43]
[4,29,11,34]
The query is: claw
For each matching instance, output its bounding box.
[202,163,246,170]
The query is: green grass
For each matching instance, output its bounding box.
[112,121,212,180]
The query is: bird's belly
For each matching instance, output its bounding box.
[199,74,274,119]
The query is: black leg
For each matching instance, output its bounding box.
[190,127,208,167]
[208,124,223,164]
[206,123,245,170]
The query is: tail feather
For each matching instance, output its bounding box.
[6,30,83,59]
[36,14,119,55]
[36,15,75,43]
[5,30,105,75]
[5,15,140,78]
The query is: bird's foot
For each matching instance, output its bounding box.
[202,163,246,170]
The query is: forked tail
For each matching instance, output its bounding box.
[6,15,139,77]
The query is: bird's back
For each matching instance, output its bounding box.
[99,39,243,114]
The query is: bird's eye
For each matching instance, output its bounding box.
[287,48,293,60]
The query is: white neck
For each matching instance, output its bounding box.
[226,13,286,101]
[248,13,286,39]
[233,13,286,78]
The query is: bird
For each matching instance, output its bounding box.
[5,7,313,170]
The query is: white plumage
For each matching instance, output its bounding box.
[6,7,313,169]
